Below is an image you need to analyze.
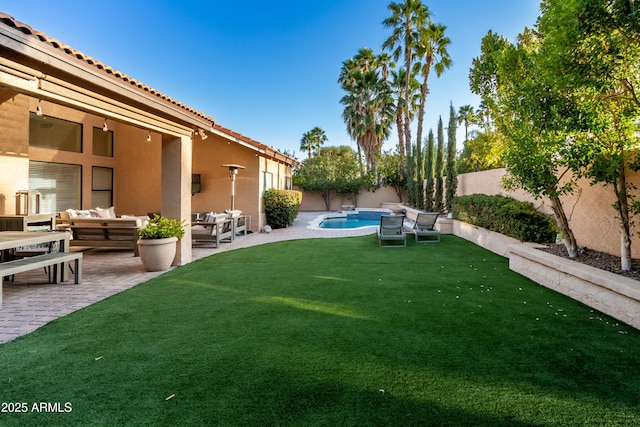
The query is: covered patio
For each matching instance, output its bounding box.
[0,13,297,270]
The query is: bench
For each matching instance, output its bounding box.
[0,251,83,306]
[60,218,142,256]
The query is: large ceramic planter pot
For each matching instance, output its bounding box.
[137,237,178,272]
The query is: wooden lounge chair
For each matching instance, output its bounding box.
[377,215,406,248]
[414,212,440,243]
[191,213,233,248]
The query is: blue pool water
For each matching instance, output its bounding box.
[319,211,386,229]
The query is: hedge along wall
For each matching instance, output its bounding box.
[457,167,640,258]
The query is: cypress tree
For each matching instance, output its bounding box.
[434,117,445,212]
[424,129,435,212]
[445,103,458,212]
[415,138,424,210]
[406,144,416,207]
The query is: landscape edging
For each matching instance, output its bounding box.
[452,219,640,330]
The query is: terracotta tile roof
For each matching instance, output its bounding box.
[0,12,217,124]
[0,12,297,165]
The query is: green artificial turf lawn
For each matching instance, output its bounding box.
[1,235,639,426]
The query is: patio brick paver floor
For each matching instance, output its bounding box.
[0,212,375,344]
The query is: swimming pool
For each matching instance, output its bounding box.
[317,210,388,229]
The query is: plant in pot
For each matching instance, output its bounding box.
[137,215,185,272]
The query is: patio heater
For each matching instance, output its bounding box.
[222,164,245,211]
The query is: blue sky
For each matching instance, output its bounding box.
[3,0,540,159]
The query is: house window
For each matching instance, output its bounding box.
[263,172,273,192]
[92,167,113,207]
[29,113,82,152]
[285,176,292,190]
[29,161,81,213]
[93,127,114,157]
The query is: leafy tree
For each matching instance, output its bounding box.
[537,0,640,270]
[470,27,581,258]
[293,146,362,210]
[333,146,367,207]
[434,117,445,212]
[457,129,506,173]
[424,129,435,211]
[378,150,408,202]
[383,0,430,156]
[445,103,458,212]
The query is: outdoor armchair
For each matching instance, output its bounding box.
[226,210,247,237]
[191,213,233,248]
[377,215,407,248]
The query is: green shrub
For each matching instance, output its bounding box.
[451,194,556,243]
[138,215,185,239]
[263,189,302,229]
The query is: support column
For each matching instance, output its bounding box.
[161,134,193,265]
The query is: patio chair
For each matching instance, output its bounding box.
[414,212,440,243]
[226,210,247,237]
[191,213,233,248]
[377,215,407,248]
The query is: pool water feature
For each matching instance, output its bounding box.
[318,210,388,229]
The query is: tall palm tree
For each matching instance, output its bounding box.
[339,49,395,171]
[383,0,430,156]
[411,21,451,209]
[309,127,328,155]
[340,70,394,171]
[388,68,420,156]
[300,131,313,159]
[414,22,451,157]
[457,104,475,141]
[299,127,327,159]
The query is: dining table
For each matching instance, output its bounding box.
[0,231,71,281]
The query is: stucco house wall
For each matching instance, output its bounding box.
[192,134,259,232]
[0,89,291,235]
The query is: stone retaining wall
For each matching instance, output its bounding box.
[452,219,640,330]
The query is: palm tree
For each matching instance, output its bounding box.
[388,68,420,156]
[339,49,395,171]
[299,127,327,159]
[300,131,313,159]
[383,0,430,156]
[340,70,394,171]
[414,22,451,157]
[457,104,475,141]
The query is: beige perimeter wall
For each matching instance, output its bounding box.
[297,166,640,258]
[298,186,405,212]
[457,168,640,258]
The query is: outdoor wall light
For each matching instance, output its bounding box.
[210,121,215,132]
[102,119,108,132]
[36,100,43,116]
[147,131,151,142]
[198,128,208,140]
